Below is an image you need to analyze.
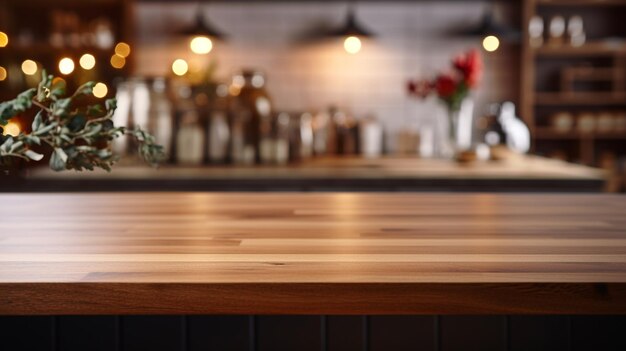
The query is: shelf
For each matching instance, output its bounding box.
[5,44,116,56]
[534,92,626,105]
[533,41,626,57]
[537,0,626,6]
[6,0,121,8]
[534,128,626,139]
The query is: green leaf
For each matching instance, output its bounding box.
[105,99,117,111]
[32,111,44,131]
[74,81,96,97]
[52,98,72,117]
[49,147,68,171]
[24,149,44,161]
[27,135,41,145]
[68,115,86,132]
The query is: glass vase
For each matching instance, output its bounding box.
[435,97,474,159]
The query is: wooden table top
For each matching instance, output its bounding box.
[11,155,607,192]
[1,192,625,314]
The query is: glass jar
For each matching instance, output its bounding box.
[148,78,173,160]
[174,85,204,165]
[228,70,272,165]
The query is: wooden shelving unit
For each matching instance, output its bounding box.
[521,0,626,191]
[0,0,134,102]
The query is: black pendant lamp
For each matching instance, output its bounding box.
[180,4,226,55]
[330,3,375,54]
[466,3,520,52]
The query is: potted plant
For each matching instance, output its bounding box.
[0,71,164,173]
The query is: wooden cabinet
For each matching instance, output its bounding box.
[521,0,626,191]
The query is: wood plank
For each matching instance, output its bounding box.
[0,193,625,314]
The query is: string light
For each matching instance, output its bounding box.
[58,57,75,75]
[92,82,108,98]
[0,66,6,81]
[21,60,38,75]
[114,42,131,58]
[172,59,189,76]
[79,54,96,70]
[190,36,213,54]
[482,35,500,52]
[344,36,361,54]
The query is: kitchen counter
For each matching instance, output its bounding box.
[5,155,608,192]
[1,192,625,314]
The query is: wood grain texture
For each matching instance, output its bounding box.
[1,193,625,314]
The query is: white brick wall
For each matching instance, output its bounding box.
[134,2,519,150]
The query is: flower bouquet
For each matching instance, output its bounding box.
[407,49,483,156]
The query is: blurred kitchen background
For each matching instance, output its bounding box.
[1,0,625,192]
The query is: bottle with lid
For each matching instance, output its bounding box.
[148,77,173,160]
[208,84,231,164]
[174,84,204,165]
[228,70,272,165]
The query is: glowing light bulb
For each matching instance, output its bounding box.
[190,36,213,54]
[59,57,75,75]
[0,32,8,47]
[115,42,131,58]
[79,54,96,70]
[92,82,108,98]
[2,121,21,136]
[21,60,38,75]
[344,36,362,54]
[0,66,6,81]
[172,59,189,76]
[482,35,500,52]
[110,54,126,69]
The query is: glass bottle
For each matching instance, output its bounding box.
[148,78,173,160]
[228,70,272,164]
[175,85,204,165]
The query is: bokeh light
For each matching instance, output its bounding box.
[0,32,8,47]
[58,57,75,75]
[190,36,213,54]
[79,54,96,70]
[92,82,108,98]
[114,42,131,58]
[110,54,126,69]
[482,35,500,52]
[344,36,362,54]
[2,121,21,136]
[172,59,189,76]
[21,60,38,75]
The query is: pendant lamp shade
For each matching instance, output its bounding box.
[179,7,226,40]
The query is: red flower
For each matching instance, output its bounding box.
[407,79,433,98]
[435,74,457,98]
[453,49,482,88]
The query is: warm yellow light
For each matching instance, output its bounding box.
[21,60,38,75]
[114,42,131,58]
[0,32,8,47]
[110,54,126,69]
[171,59,189,76]
[344,36,362,54]
[0,66,6,81]
[58,57,75,75]
[190,36,213,54]
[2,121,21,136]
[79,53,96,70]
[482,35,500,52]
[92,82,108,98]
[52,77,66,90]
